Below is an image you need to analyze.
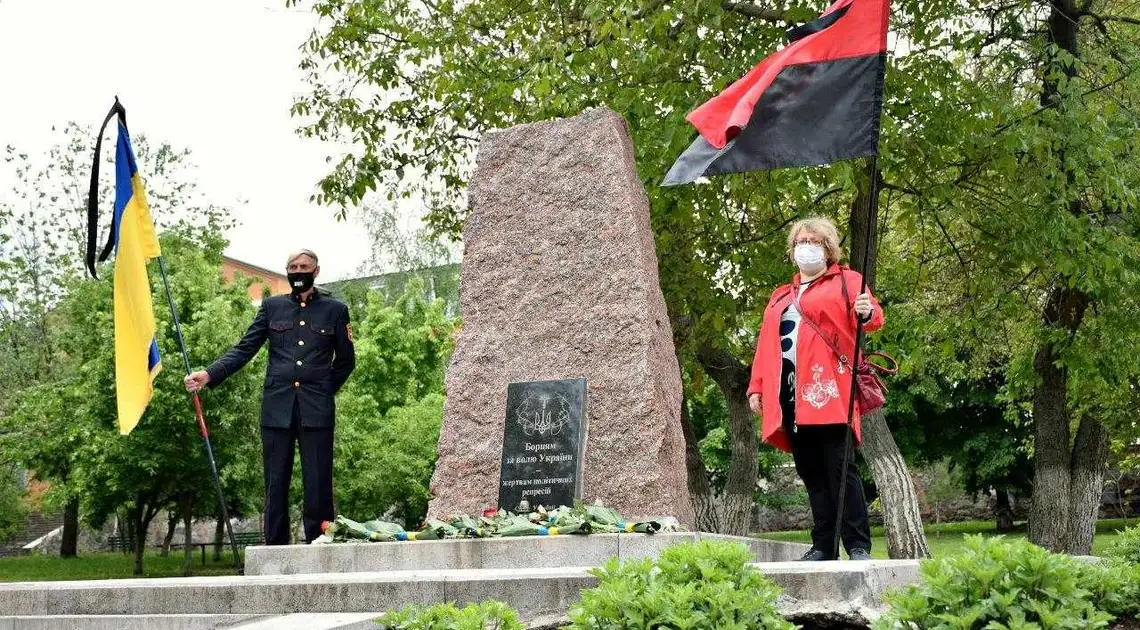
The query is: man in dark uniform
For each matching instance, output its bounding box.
[184,249,355,544]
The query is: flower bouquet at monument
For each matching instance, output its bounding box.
[583,503,626,533]
[314,516,404,543]
[446,514,486,538]
[421,518,460,539]
[480,511,545,537]
[311,500,685,543]
[362,519,406,539]
[541,506,590,535]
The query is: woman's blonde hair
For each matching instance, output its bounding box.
[786,217,843,264]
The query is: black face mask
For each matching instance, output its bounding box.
[288,272,315,294]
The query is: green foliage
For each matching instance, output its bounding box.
[920,459,967,524]
[566,540,794,630]
[0,123,232,408]
[876,536,1114,629]
[697,426,803,509]
[340,277,455,417]
[333,275,457,528]
[374,601,524,630]
[45,230,266,541]
[288,0,1140,546]
[886,372,1033,503]
[686,369,799,506]
[334,393,444,528]
[1106,524,1140,566]
[1083,559,1140,619]
[0,125,256,568]
[1,227,263,572]
[0,468,28,544]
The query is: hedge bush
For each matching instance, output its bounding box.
[565,540,794,630]
[875,536,1113,629]
[374,601,524,630]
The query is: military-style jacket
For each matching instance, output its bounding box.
[206,289,356,428]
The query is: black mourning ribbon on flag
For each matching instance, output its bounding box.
[86,97,128,279]
[786,3,851,43]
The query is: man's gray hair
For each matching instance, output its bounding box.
[286,249,319,267]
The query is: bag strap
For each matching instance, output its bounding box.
[792,270,897,374]
[791,280,849,367]
[863,351,899,374]
[839,267,852,319]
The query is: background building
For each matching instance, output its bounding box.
[220,256,291,304]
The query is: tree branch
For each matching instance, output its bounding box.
[881,181,923,197]
[721,2,800,22]
[1087,13,1140,26]
[813,186,844,204]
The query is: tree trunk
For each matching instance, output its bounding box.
[213,516,225,562]
[1028,342,1072,552]
[129,499,159,576]
[1025,0,1112,557]
[181,494,194,577]
[161,511,178,558]
[130,508,146,576]
[1028,284,1089,553]
[697,344,757,536]
[122,510,134,556]
[994,489,1015,532]
[680,393,722,532]
[60,496,79,558]
[861,410,931,558]
[670,315,721,533]
[849,160,931,559]
[1070,417,1107,555]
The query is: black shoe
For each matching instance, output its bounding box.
[848,548,873,561]
[800,548,835,561]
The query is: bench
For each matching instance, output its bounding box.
[180,532,266,565]
[106,531,265,563]
[106,535,134,553]
[169,541,211,566]
[232,531,264,547]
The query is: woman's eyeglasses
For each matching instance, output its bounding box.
[794,238,825,247]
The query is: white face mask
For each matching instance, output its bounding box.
[794,244,826,273]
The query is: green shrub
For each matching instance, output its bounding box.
[875,536,1113,630]
[566,540,794,630]
[1084,559,1140,619]
[374,601,524,630]
[1106,524,1140,566]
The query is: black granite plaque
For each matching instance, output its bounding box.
[497,378,588,512]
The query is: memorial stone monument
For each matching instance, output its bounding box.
[428,107,695,525]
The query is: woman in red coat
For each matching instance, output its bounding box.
[747,217,883,561]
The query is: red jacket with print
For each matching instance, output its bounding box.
[747,264,884,453]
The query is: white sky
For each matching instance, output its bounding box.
[0,0,375,281]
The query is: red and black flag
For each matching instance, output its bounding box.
[663,0,890,185]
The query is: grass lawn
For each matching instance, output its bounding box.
[0,550,243,582]
[758,518,1136,559]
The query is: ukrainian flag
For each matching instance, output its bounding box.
[109,119,162,434]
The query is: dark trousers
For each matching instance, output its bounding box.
[261,400,334,545]
[781,395,872,556]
